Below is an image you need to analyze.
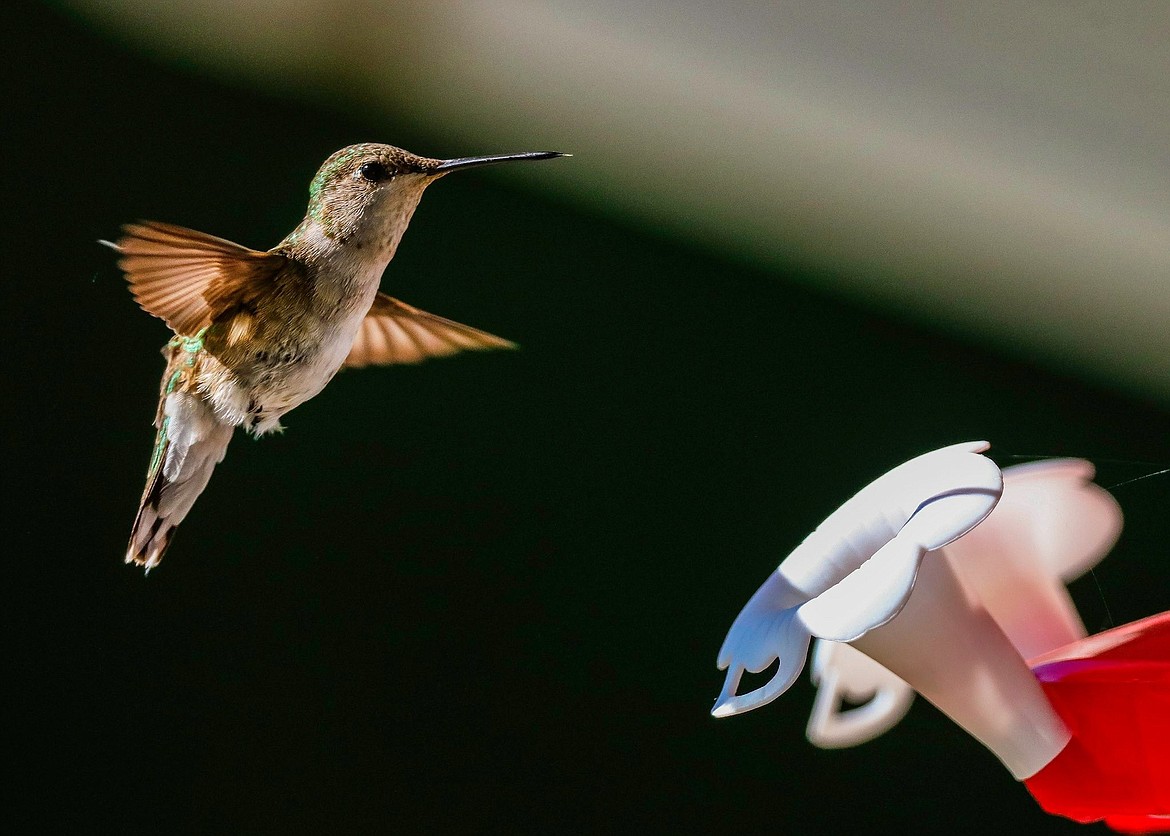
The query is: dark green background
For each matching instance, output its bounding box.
[6,2,1168,832]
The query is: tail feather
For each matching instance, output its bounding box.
[127,391,234,571]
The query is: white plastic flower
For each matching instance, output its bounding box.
[805,457,1121,749]
[710,441,1118,779]
[713,441,1003,717]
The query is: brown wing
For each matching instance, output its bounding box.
[344,292,517,368]
[107,221,288,335]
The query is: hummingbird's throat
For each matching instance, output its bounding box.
[292,175,431,262]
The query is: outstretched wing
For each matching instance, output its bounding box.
[106,221,289,335]
[344,292,516,368]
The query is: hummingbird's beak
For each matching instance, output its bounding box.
[433,151,568,174]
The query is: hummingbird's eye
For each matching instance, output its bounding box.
[358,161,391,183]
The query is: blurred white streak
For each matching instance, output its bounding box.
[67,0,1170,400]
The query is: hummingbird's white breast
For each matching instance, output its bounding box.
[197,263,384,435]
[247,271,382,433]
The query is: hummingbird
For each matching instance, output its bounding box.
[108,143,566,571]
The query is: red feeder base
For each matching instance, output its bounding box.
[1024,611,1170,833]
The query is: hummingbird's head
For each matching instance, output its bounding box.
[297,143,565,258]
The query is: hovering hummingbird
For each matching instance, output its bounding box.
[107,143,566,571]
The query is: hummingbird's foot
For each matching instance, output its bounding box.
[249,420,286,437]
[243,418,286,437]
[244,408,287,436]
